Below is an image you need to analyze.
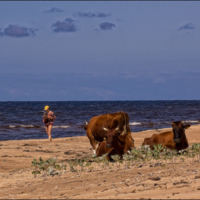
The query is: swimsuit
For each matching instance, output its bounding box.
[43,111,56,126]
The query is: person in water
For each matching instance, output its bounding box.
[43,105,56,141]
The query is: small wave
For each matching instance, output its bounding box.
[9,125,39,128]
[183,120,199,123]
[53,125,70,129]
[9,125,16,128]
[20,125,34,128]
[129,122,141,126]
[8,125,70,129]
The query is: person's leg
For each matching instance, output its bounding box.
[45,125,49,138]
[48,125,53,141]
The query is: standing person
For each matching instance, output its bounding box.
[43,105,56,141]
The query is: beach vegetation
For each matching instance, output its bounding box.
[31,143,200,177]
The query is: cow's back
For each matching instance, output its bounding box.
[142,131,174,149]
[87,112,127,141]
[87,114,111,141]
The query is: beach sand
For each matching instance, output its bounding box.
[1,124,200,199]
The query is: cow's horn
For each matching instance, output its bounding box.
[103,127,109,131]
[85,121,88,125]
[115,127,119,131]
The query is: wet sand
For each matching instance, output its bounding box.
[0,124,200,199]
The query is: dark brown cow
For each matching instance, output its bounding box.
[142,121,190,151]
[96,127,135,158]
[84,111,132,154]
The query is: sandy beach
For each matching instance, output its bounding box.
[1,124,200,199]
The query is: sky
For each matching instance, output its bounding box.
[0,1,200,101]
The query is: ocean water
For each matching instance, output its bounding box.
[0,101,200,141]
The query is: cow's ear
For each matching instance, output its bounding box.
[171,122,175,127]
[184,124,190,129]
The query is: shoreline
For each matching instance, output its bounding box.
[0,126,177,143]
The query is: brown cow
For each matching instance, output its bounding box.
[96,127,135,158]
[142,121,190,151]
[84,111,132,154]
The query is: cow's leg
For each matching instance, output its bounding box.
[92,139,99,155]
[96,141,114,157]
[86,129,96,154]
[94,140,99,146]
[96,142,102,156]
[123,135,135,154]
[90,137,96,155]
[123,145,129,154]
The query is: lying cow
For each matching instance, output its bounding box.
[84,111,131,154]
[96,127,135,158]
[142,121,190,151]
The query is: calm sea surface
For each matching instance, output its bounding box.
[0,101,200,141]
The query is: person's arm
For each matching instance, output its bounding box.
[43,112,48,123]
[48,112,56,120]
[43,112,48,120]
[48,116,54,120]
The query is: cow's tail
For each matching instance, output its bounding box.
[84,121,88,130]
[121,111,129,135]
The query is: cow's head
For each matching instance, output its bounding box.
[171,121,190,143]
[103,127,120,148]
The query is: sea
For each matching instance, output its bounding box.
[0,101,200,141]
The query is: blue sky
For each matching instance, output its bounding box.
[0,1,200,100]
